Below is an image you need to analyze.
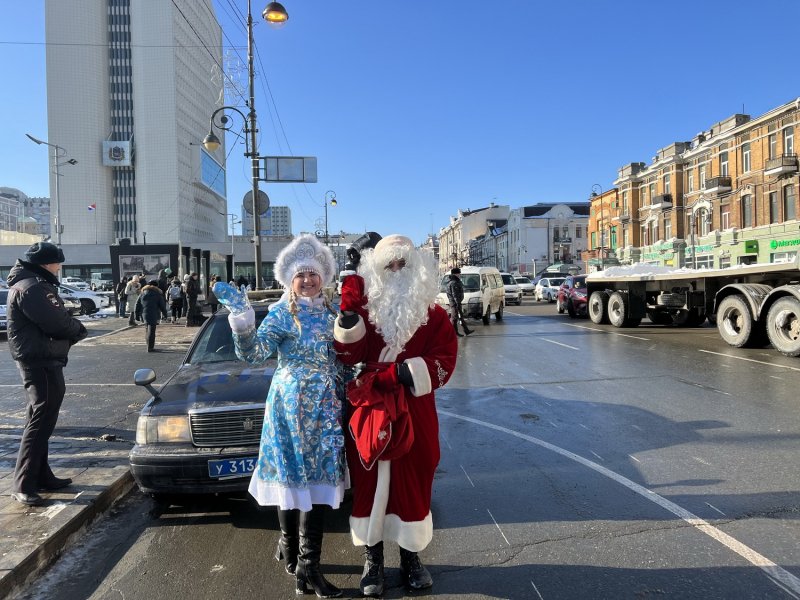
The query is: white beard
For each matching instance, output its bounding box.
[359,245,440,355]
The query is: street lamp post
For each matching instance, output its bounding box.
[219,211,241,279]
[591,183,604,270]
[26,133,77,246]
[202,1,288,289]
[323,190,337,246]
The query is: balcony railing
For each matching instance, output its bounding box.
[765,154,798,176]
[652,193,673,206]
[704,176,732,194]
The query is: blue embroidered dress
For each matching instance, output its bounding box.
[233,295,346,511]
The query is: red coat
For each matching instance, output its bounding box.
[334,303,458,551]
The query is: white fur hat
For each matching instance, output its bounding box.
[274,234,336,289]
[371,234,415,267]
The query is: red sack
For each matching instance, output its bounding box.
[347,367,414,470]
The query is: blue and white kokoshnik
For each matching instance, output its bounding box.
[225,288,347,511]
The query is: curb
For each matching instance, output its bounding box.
[0,471,135,600]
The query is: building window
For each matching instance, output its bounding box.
[649,183,656,200]
[641,225,649,246]
[742,143,751,172]
[770,191,779,223]
[622,191,628,214]
[785,184,796,221]
[664,173,671,194]
[688,171,694,192]
[769,133,777,159]
[741,194,753,228]
[641,186,647,205]
[719,151,728,176]
[700,165,707,189]
[785,127,795,155]
[700,208,711,235]
[623,227,629,247]
[719,255,731,269]
[721,206,730,230]
[664,216,672,239]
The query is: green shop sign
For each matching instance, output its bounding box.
[770,238,800,250]
[744,240,759,253]
[686,244,714,256]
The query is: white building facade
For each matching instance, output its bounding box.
[44,0,227,246]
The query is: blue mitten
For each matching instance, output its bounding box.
[214,281,254,333]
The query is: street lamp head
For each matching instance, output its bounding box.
[330,198,337,207]
[262,2,289,27]
[203,131,221,152]
[66,158,78,165]
[25,133,45,145]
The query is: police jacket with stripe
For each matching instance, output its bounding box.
[6,260,87,367]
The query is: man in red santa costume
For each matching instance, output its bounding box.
[334,234,458,596]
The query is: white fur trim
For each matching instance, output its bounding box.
[348,460,433,551]
[334,314,366,343]
[404,356,431,396]
[378,346,399,362]
[248,478,345,512]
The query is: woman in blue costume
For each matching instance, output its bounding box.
[215,234,345,598]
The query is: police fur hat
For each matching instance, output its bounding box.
[275,234,336,289]
[451,267,461,275]
[25,241,65,265]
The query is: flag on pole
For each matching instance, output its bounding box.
[88,204,96,211]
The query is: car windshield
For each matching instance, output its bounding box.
[461,274,480,291]
[187,311,269,364]
[515,277,531,284]
[573,276,587,288]
[501,274,515,285]
[548,278,565,287]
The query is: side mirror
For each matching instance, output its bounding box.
[134,368,161,400]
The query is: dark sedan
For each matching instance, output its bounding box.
[130,303,275,497]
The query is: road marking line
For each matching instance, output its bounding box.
[629,455,641,463]
[531,580,545,600]
[438,409,800,598]
[693,456,711,466]
[578,423,589,430]
[564,323,650,341]
[706,502,727,516]
[698,349,800,372]
[548,421,559,428]
[590,450,604,461]
[541,338,580,350]
[460,465,475,487]
[486,509,510,546]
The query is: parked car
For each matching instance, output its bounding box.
[435,265,505,324]
[90,272,114,291]
[62,295,82,316]
[500,272,523,306]
[556,275,588,318]
[130,303,274,498]
[0,289,7,332]
[61,276,90,290]
[535,277,565,303]
[58,284,111,315]
[514,276,535,296]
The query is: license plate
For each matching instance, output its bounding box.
[208,456,257,479]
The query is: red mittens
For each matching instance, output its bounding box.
[340,273,367,313]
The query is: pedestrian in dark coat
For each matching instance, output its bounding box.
[185,272,201,326]
[135,280,168,352]
[6,242,88,506]
[207,275,220,314]
[446,268,473,336]
[115,276,128,318]
[156,269,169,295]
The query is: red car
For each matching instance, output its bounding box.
[556,275,588,318]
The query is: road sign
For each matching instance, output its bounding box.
[243,190,270,215]
[260,156,317,183]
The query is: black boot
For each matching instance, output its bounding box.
[360,542,385,597]
[295,506,342,598]
[275,509,299,575]
[463,326,474,335]
[400,548,433,590]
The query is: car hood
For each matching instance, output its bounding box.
[141,361,275,416]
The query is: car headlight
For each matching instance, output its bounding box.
[136,415,192,444]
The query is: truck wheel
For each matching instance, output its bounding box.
[717,295,754,347]
[607,292,628,327]
[588,291,608,324]
[766,296,800,356]
[482,305,491,325]
[495,303,504,321]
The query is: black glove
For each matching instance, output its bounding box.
[345,232,382,271]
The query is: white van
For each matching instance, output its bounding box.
[436,266,505,324]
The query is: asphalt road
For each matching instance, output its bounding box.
[11,301,800,599]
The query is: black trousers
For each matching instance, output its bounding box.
[145,324,157,351]
[14,365,66,494]
[450,302,470,333]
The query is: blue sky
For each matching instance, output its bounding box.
[2,1,799,245]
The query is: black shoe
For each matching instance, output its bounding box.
[12,492,44,506]
[455,332,464,337]
[400,548,433,590]
[360,543,385,597]
[39,477,72,491]
[464,328,474,336]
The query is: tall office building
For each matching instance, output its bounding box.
[44,0,227,245]
[242,205,293,236]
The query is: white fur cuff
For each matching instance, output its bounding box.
[405,357,432,396]
[334,314,366,344]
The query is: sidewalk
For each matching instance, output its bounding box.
[0,317,200,599]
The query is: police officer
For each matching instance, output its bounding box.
[446,267,473,336]
[6,242,87,506]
